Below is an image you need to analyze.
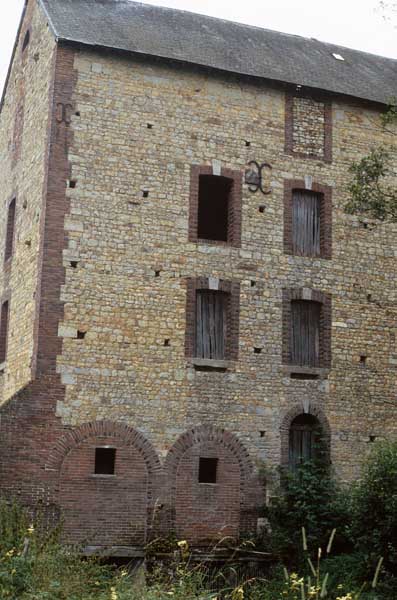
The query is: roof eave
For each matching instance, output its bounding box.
[57,37,390,108]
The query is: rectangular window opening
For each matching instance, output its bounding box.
[198,457,218,483]
[290,372,319,380]
[196,290,227,360]
[5,199,16,262]
[197,175,232,242]
[292,190,322,257]
[0,301,10,364]
[291,300,321,367]
[94,447,116,475]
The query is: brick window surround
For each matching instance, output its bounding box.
[4,197,16,263]
[188,165,243,247]
[280,403,331,469]
[285,94,332,163]
[0,297,10,365]
[185,277,240,362]
[282,288,331,370]
[284,180,332,259]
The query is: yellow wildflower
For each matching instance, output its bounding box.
[231,587,244,600]
[110,586,118,600]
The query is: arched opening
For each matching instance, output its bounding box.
[289,413,323,471]
[165,426,258,546]
[22,30,30,53]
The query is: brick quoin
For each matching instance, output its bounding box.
[0,40,79,525]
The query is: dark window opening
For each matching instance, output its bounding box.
[259,205,266,213]
[250,280,256,287]
[164,339,170,346]
[290,372,319,380]
[198,457,218,483]
[147,123,153,129]
[77,330,86,339]
[70,261,78,268]
[245,140,251,147]
[289,414,321,471]
[254,347,262,354]
[0,301,10,364]
[154,270,160,277]
[5,199,16,262]
[196,290,227,360]
[369,435,377,443]
[94,447,116,475]
[292,190,321,257]
[143,190,149,198]
[22,31,30,52]
[360,355,367,365]
[197,175,232,242]
[291,300,321,367]
[69,180,77,189]
[260,430,266,438]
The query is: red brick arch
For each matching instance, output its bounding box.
[46,420,161,474]
[47,421,162,547]
[164,425,261,544]
[280,403,331,469]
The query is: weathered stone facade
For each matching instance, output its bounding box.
[0,0,396,551]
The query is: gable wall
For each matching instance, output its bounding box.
[0,0,56,403]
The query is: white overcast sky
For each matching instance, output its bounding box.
[0,0,396,96]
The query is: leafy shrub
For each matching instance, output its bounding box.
[263,460,351,561]
[348,440,397,596]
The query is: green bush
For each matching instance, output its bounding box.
[263,460,351,561]
[348,440,397,596]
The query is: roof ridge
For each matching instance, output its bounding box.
[96,0,397,61]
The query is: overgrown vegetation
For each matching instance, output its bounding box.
[0,441,396,598]
[345,100,397,222]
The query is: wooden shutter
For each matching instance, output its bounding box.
[0,301,9,363]
[5,199,16,261]
[289,420,315,471]
[291,300,320,366]
[196,291,226,359]
[292,191,321,257]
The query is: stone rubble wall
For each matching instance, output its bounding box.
[0,0,56,401]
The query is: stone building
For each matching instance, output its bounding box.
[0,0,396,554]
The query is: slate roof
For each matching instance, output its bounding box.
[39,0,397,105]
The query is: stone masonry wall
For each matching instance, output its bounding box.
[54,48,397,487]
[292,96,325,157]
[1,9,397,547]
[0,0,56,401]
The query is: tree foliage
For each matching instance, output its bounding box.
[345,100,397,222]
[345,146,397,222]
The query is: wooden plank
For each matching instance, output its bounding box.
[291,300,320,366]
[195,291,226,359]
[292,191,321,257]
[196,291,203,358]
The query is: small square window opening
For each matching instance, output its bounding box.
[198,457,218,483]
[95,447,116,474]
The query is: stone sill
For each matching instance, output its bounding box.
[282,365,329,379]
[90,474,116,479]
[190,358,233,370]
